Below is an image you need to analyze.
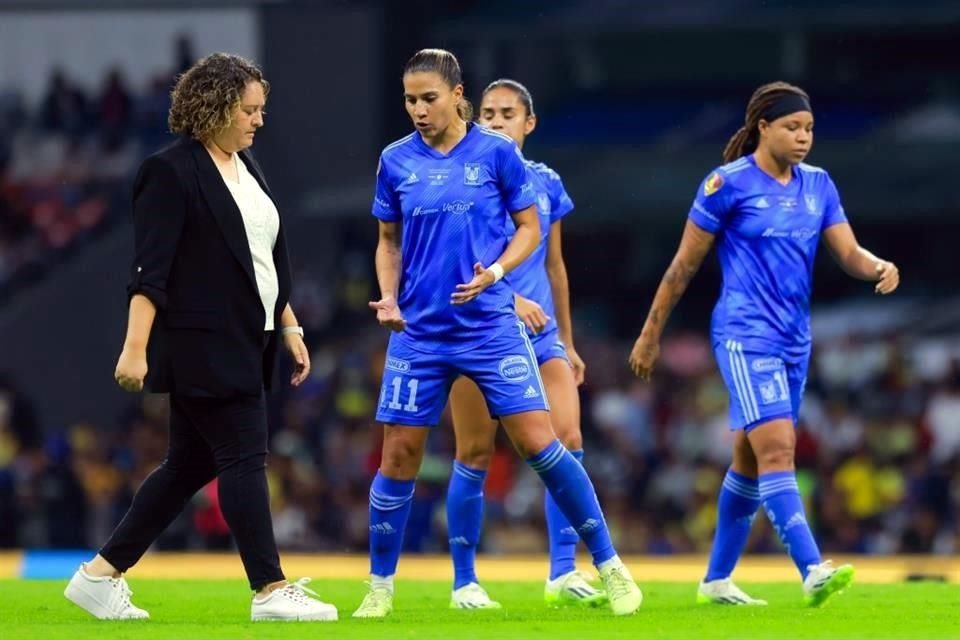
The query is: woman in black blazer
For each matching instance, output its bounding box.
[64,53,336,622]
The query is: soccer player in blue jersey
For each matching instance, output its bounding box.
[629,82,899,607]
[444,79,606,610]
[352,49,642,619]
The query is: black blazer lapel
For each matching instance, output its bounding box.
[187,139,258,293]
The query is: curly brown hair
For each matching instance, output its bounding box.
[168,53,269,142]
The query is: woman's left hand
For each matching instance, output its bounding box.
[283,332,311,386]
[451,262,497,305]
[875,260,900,295]
[566,345,587,386]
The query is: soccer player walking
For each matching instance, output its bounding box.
[445,79,605,610]
[630,82,899,607]
[354,49,641,619]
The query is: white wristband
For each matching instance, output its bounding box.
[280,325,304,337]
[487,262,505,284]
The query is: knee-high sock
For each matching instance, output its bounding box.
[369,471,415,579]
[527,440,615,566]
[446,461,487,589]
[545,449,584,580]
[704,469,760,582]
[760,471,821,580]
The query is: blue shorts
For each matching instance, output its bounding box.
[529,328,570,367]
[376,322,549,426]
[714,339,809,431]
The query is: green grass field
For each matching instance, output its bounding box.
[1,579,957,639]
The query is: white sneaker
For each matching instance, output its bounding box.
[803,561,855,607]
[64,564,149,620]
[598,559,643,616]
[449,582,502,609]
[697,578,768,605]
[544,571,608,608]
[251,578,338,621]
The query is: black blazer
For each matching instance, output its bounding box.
[127,137,292,397]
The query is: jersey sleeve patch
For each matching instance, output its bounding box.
[703,172,724,196]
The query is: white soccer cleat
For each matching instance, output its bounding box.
[544,570,608,608]
[803,560,855,607]
[697,578,768,605]
[64,564,150,620]
[251,577,338,621]
[352,583,394,618]
[598,559,643,616]
[449,582,502,609]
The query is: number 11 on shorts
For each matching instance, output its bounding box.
[385,376,420,412]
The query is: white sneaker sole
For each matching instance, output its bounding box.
[251,609,338,622]
[64,579,148,620]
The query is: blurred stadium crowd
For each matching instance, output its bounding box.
[3,312,959,556]
[0,37,192,302]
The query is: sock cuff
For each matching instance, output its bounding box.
[723,469,760,499]
[570,449,584,462]
[452,460,487,482]
[758,471,799,499]
[526,439,566,473]
[370,472,415,511]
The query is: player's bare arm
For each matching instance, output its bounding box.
[822,222,900,294]
[630,220,715,379]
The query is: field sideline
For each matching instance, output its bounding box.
[2,551,958,582]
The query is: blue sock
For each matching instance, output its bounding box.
[705,469,760,582]
[545,448,583,580]
[527,440,615,566]
[759,471,821,580]
[446,461,486,589]
[368,471,415,578]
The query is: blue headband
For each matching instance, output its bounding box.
[761,93,812,122]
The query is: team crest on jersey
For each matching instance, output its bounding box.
[703,172,724,196]
[498,355,531,382]
[537,192,551,216]
[464,163,482,185]
[804,194,819,215]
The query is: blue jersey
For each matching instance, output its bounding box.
[688,154,848,362]
[503,161,575,337]
[373,124,536,353]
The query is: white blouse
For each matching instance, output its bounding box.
[222,154,280,331]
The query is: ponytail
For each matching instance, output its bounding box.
[722,126,758,163]
[457,97,474,122]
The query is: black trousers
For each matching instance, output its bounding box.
[99,391,284,591]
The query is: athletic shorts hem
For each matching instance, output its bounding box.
[374,413,436,428]
[492,402,549,419]
[738,411,794,432]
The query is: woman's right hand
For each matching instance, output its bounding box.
[115,346,148,392]
[629,332,660,381]
[515,295,550,335]
[369,295,407,332]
